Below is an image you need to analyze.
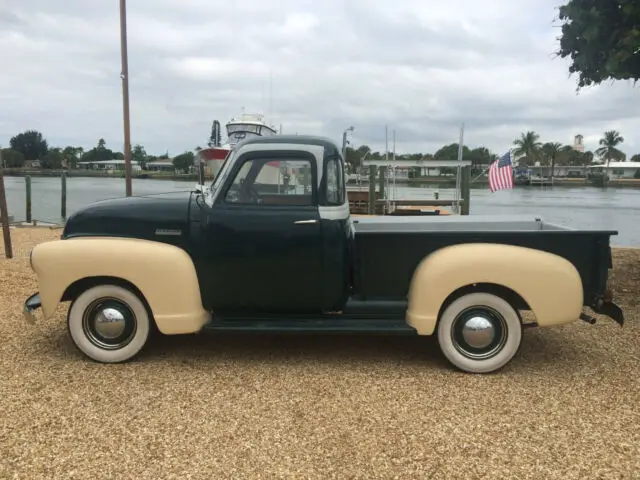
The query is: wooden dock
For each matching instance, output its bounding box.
[346,163,470,216]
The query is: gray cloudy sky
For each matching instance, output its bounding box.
[1,0,638,157]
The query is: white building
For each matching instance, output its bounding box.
[76,159,176,173]
[587,162,640,179]
[77,159,143,171]
[361,159,472,177]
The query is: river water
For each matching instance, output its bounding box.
[3,176,640,247]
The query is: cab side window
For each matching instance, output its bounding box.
[325,157,344,205]
[224,158,314,206]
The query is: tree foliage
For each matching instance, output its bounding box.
[512,131,543,166]
[556,0,640,89]
[40,148,64,169]
[132,144,148,169]
[434,143,471,161]
[209,120,222,147]
[3,128,638,176]
[1,148,26,168]
[542,142,563,175]
[81,138,123,163]
[10,130,49,160]
[172,151,195,173]
[62,146,83,169]
[595,130,625,169]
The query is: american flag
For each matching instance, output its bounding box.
[488,151,514,192]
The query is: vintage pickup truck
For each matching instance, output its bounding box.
[23,135,624,373]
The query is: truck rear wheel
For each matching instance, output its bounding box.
[67,284,151,363]
[437,292,522,373]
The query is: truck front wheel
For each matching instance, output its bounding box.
[67,284,151,363]
[437,292,523,373]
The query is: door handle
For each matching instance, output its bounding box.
[294,219,318,224]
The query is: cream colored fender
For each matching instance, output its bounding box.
[406,243,584,335]
[30,237,211,335]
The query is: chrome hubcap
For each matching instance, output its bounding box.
[82,298,137,350]
[94,308,127,339]
[451,307,508,360]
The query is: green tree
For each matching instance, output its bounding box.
[583,150,595,165]
[9,130,49,160]
[82,138,115,162]
[467,147,494,172]
[62,146,83,169]
[629,154,640,162]
[172,151,195,173]
[344,144,371,171]
[132,144,148,170]
[512,131,543,166]
[595,130,625,180]
[209,120,222,147]
[542,142,563,177]
[556,0,640,89]
[434,143,471,161]
[40,148,64,169]
[1,148,26,168]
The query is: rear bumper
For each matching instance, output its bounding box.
[592,300,624,326]
[23,292,41,324]
[590,288,624,326]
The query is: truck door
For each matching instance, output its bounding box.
[198,151,324,313]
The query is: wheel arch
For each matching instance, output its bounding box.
[436,282,530,326]
[30,237,211,335]
[406,242,584,335]
[62,275,157,331]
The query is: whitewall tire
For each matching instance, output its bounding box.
[437,292,522,374]
[67,284,151,363]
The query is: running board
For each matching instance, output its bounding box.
[203,317,417,334]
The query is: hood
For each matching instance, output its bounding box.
[62,191,194,242]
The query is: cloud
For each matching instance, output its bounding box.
[0,0,638,157]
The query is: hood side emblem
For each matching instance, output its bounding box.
[155,229,182,236]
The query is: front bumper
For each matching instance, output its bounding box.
[23,292,41,324]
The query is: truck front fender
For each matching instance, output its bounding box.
[406,243,583,335]
[30,237,210,335]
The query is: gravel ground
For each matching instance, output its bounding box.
[1,228,639,479]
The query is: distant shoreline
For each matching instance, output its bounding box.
[3,169,200,182]
[4,168,640,188]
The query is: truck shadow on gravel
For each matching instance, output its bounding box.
[148,328,593,371]
[37,325,595,374]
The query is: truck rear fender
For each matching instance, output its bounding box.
[30,237,210,335]
[406,243,584,335]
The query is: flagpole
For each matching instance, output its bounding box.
[454,123,464,213]
[119,0,132,197]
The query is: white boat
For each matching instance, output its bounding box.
[198,112,278,178]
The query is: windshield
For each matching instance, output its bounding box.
[227,131,261,145]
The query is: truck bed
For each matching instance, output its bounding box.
[352,215,616,309]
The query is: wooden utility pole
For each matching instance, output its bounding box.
[0,151,13,259]
[119,0,133,197]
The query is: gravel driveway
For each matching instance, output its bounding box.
[1,228,638,479]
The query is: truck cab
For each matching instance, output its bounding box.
[191,135,353,315]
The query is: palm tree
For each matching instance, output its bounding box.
[595,130,625,182]
[542,142,562,179]
[512,131,543,167]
